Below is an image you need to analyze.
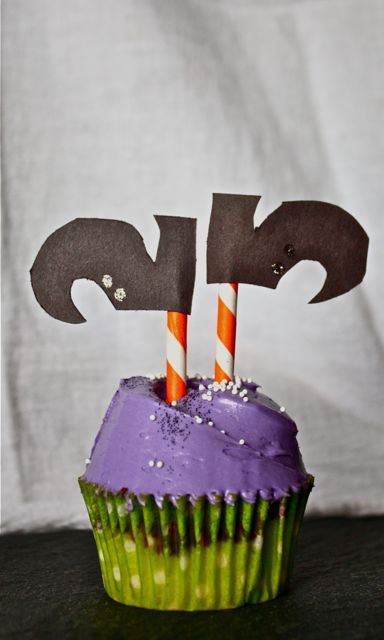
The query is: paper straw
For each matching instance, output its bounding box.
[166,311,187,403]
[214,283,238,382]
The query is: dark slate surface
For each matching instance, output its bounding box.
[1,518,383,639]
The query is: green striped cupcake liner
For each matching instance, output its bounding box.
[79,477,313,610]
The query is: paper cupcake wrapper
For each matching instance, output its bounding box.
[79,477,313,610]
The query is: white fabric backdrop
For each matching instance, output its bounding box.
[2,0,384,532]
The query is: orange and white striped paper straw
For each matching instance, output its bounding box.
[214,283,238,382]
[166,311,187,403]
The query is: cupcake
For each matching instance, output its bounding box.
[79,375,313,610]
[29,194,368,610]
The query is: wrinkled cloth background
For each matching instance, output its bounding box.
[2,0,384,532]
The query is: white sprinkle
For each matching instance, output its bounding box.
[227,381,233,388]
[199,384,206,391]
[102,274,113,288]
[114,287,126,302]
[208,383,213,390]
[156,460,164,468]
[232,388,238,395]
[171,400,177,406]
[280,406,286,412]
[243,397,249,403]
[235,376,242,386]
[202,394,208,400]
[149,414,156,421]
[206,390,212,396]
[195,374,201,380]
[220,429,226,434]
[195,416,203,424]
[202,375,207,380]
[208,421,214,426]
[247,377,253,383]
[148,460,155,467]
[239,439,245,445]
[85,458,91,465]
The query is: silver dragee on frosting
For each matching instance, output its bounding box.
[83,376,309,504]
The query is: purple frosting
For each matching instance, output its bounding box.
[83,376,309,503]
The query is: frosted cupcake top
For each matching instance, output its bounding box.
[83,376,310,504]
